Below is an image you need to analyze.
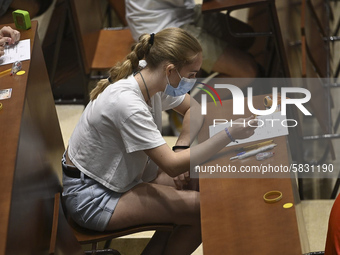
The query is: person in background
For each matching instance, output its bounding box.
[62,27,257,255]
[125,0,262,135]
[0,0,53,24]
[125,0,261,85]
[0,25,20,57]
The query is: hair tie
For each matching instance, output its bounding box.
[107,76,113,83]
[149,33,155,46]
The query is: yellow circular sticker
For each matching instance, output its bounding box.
[0,102,3,111]
[283,203,293,209]
[16,70,25,75]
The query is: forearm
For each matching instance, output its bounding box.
[190,128,231,166]
[165,128,232,177]
[147,117,256,177]
[190,116,257,166]
[174,100,204,147]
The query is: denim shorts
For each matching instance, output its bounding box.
[62,156,122,231]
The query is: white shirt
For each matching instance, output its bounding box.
[125,0,196,41]
[67,74,185,192]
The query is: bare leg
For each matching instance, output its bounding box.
[195,46,259,101]
[151,168,199,191]
[212,46,258,78]
[141,230,172,255]
[106,171,201,255]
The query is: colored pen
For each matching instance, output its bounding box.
[0,68,11,78]
[235,140,274,152]
[230,151,246,160]
[230,144,277,160]
[236,151,246,156]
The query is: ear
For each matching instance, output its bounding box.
[165,63,175,76]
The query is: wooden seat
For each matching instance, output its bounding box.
[57,192,174,255]
[67,0,134,104]
[43,0,134,104]
[69,219,174,255]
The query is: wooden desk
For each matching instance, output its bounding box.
[201,0,290,78]
[0,21,83,254]
[202,0,268,13]
[197,95,309,254]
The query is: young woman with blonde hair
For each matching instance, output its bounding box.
[62,27,256,255]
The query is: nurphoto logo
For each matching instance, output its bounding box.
[196,82,223,107]
[200,84,311,117]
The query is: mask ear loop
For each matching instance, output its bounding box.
[175,69,182,79]
[165,66,180,90]
[166,67,175,87]
[165,74,175,91]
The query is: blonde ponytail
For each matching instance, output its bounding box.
[90,34,152,101]
[90,27,202,101]
[89,79,110,101]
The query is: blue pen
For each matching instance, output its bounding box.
[230,151,245,160]
[230,144,277,160]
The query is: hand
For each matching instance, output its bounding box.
[0,26,20,44]
[0,37,9,57]
[228,115,258,140]
[173,171,190,190]
[172,145,191,189]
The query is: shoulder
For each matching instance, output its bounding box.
[102,76,141,104]
[159,92,186,109]
[95,76,149,119]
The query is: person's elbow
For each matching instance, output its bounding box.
[160,154,189,178]
[162,161,185,178]
[165,168,179,178]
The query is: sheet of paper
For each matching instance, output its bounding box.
[209,111,289,146]
[0,39,31,66]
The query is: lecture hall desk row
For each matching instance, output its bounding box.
[0,21,83,254]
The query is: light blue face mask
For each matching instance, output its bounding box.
[164,69,197,97]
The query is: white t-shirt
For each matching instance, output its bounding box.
[67,74,185,193]
[125,0,196,41]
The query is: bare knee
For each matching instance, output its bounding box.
[212,47,258,78]
[238,57,258,78]
[176,190,200,226]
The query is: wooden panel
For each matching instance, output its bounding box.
[69,0,134,73]
[0,23,34,255]
[202,0,269,13]
[5,24,63,254]
[198,96,308,254]
[0,21,83,255]
[69,0,104,74]
[200,178,302,254]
